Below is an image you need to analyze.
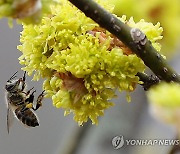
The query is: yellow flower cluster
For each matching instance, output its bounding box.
[18,0,163,125]
[148,82,180,125]
[148,82,180,108]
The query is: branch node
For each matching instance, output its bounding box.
[130,28,147,47]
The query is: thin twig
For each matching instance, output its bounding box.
[68,0,180,83]
[137,72,160,90]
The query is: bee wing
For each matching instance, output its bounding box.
[7,103,15,134]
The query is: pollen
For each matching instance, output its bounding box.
[26,103,33,109]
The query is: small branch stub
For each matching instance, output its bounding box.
[137,73,160,90]
[130,28,147,51]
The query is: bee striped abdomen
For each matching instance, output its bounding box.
[15,107,39,127]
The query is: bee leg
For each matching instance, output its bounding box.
[20,105,29,113]
[25,90,36,103]
[19,99,32,112]
[21,95,35,112]
[20,71,27,91]
[33,90,45,111]
[25,90,36,110]
[25,90,45,111]
[22,71,27,91]
[25,87,34,96]
[23,71,26,82]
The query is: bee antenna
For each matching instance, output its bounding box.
[8,71,18,81]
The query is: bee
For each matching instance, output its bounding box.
[5,71,45,133]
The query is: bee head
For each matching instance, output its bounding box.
[5,71,20,92]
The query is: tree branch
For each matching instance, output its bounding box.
[68,0,180,83]
[136,72,160,90]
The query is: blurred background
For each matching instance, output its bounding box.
[0,0,180,153]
